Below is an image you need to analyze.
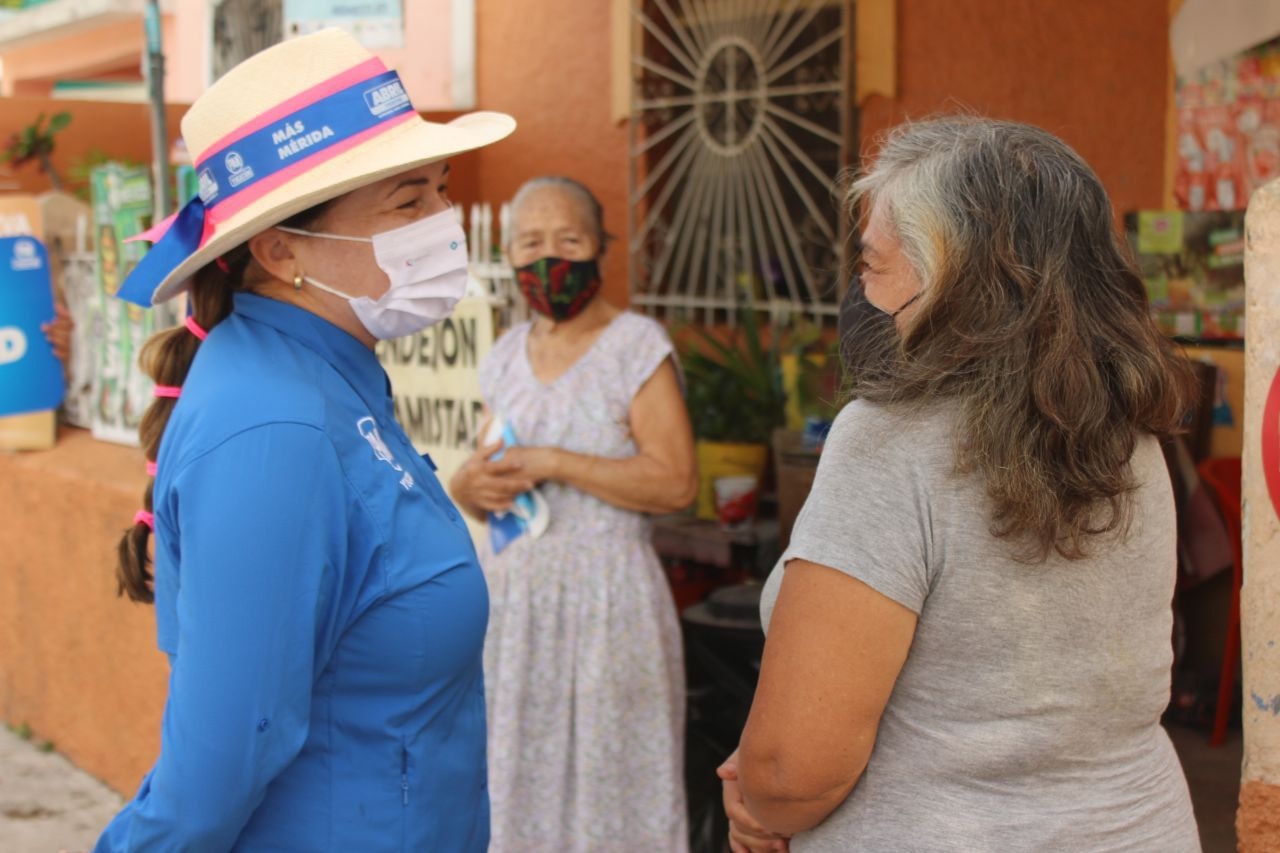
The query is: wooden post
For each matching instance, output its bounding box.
[1241,177,1280,850]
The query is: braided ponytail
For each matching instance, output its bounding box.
[114,202,331,603]
[115,247,248,603]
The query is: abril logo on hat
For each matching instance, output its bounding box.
[364,79,409,118]
[0,236,64,416]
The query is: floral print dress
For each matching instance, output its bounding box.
[478,311,688,852]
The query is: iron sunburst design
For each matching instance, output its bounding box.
[628,0,850,325]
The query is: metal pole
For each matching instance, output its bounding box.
[144,0,172,223]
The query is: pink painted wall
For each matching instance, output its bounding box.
[164,0,459,109]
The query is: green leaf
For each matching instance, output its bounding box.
[676,311,787,443]
[48,111,71,133]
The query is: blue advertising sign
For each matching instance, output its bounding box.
[0,236,65,417]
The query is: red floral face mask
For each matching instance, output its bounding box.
[514,257,603,321]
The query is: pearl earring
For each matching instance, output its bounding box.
[293,272,304,291]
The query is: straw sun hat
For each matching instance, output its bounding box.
[118,27,515,307]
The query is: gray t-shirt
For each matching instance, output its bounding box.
[760,399,1199,852]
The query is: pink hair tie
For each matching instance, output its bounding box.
[185,315,209,341]
[133,510,154,530]
[153,385,182,399]
[145,460,158,476]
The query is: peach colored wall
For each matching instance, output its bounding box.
[166,0,206,105]
[164,0,458,109]
[0,430,167,796]
[860,0,1172,216]
[0,1,459,108]
[377,0,457,109]
[0,19,147,97]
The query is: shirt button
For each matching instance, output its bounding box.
[257,718,271,732]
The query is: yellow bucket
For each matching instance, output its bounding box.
[694,440,769,521]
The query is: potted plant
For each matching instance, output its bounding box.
[679,309,787,522]
[1,112,71,191]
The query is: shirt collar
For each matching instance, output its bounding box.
[233,292,391,413]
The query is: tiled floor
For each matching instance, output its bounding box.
[1167,722,1242,852]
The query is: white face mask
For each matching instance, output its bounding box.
[278,207,468,340]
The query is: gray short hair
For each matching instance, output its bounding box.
[509,176,611,253]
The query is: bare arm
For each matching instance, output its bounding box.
[737,560,918,836]
[504,358,697,515]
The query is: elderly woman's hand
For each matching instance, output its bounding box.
[449,438,536,518]
[718,750,790,853]
[497,445,562,485]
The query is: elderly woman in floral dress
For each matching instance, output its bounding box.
[451,176,698,852]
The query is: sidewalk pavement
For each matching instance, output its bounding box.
[0,716,1240,851]
[0,725,122,853]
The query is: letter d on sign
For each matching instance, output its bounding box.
[0,326,27,365]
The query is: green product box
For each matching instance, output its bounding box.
[88,163,178,445]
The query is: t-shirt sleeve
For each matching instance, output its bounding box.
[623,315,678,401]
[781,400,935,614]
[94,423,351,851]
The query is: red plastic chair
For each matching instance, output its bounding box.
[1196,457,1242,747]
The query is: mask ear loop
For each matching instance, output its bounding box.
[891,292,922,318]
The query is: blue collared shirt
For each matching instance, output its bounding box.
[96,293,489,852]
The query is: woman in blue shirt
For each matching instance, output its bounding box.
[95,29,514,851]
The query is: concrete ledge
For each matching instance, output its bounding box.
[0,426,166,796]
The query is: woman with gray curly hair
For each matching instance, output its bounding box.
[718,117,1200,851]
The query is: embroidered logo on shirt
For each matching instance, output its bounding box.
[357,416,414,491]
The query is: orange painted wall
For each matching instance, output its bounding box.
[454,0,1172,312]
[0,98,190,196]
[459,0,632,305]
[860,0,1172,216]
[0,431,166,796]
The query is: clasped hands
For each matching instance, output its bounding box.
[452,438,559,514]
[719,749,792,853]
